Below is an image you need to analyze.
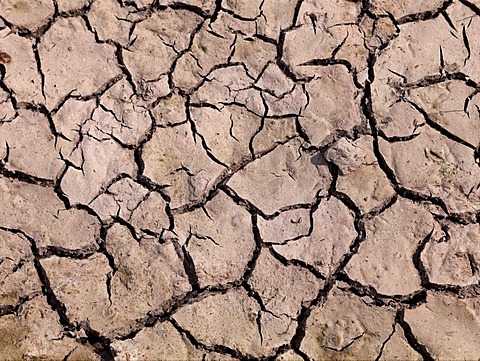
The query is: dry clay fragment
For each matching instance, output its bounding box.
[173,21,234,93]
[405,292,480,359]
[408,80,480,147]
[174,289,285,357]
[0,0,54,30]
[61,136,137,205]
[190,104,260,167]
[228,139,331,215]
[379,126,480,213]
[0,109,64,180]
[249,248,322,318]
[89,177,149,222]
[105,224,190,334]
[40,17,121,110]
[0,30,43,103]
[88,0,132,46]
[43,224,190,338]
[0,177,100,250]
[373,15,466,85]
[174,191,255,287]
[52,98,97,168]
[56,0,89,12]
[378,326,422,361]
[0,296,99,360]
[191,64,264,116]
[142,123,226,209]
[274,197,356,276]
[258,208,311,245]
[96,78,153,147]
[326,136,395,214]
[422,222,480,286]
[111,321,203,360]
[345,198,434,296]
[124,9,202,90]
[300,286,396,359]
[301,66,364,147]
[369,0,445,19]
[0,230,41,307]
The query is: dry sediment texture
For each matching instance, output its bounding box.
[1,0,480,360]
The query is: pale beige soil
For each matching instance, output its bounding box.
[1,0,480,360]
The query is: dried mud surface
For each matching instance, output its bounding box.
[1,0,480,360]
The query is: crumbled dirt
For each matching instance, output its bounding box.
[1,0,480,360]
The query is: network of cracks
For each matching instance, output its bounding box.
[1,0,480,359]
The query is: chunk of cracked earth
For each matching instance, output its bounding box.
[190,104,260,167]
[378,326,421,361]
[0,31,43,103]
[61,136,137,205]
[422,222,480,286]
[142,123,226,209]
[300,286,396,359]
[0,0,54,31]
[174,288,287,357]
[0,177,100,250]
[249,248,323,318]
[301,66,364,146]
[404,292,480,359]
[111,321,203,360]
[174,191,255,286]
[0,230,41,307]
[191,65,264,116]
[39,17,121,110]
[0,109,64,180]
[345,198,434,296]
[408,80,480,147]
[0,296,100,360]
[88,0,133,46]
[326,136,396,214]
[56,0,89,12]
[89,177,149,222]
[273,197,356,276]
[374,15,466,85]
[228,139,331,215]
[104,224,190,333]
[124,9,202,90]
[258,208,311,244]
[379,126,480,213]
[369,0,445,19]
[172,22,235,93]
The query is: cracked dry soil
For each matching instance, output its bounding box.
[2,0,480,360]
